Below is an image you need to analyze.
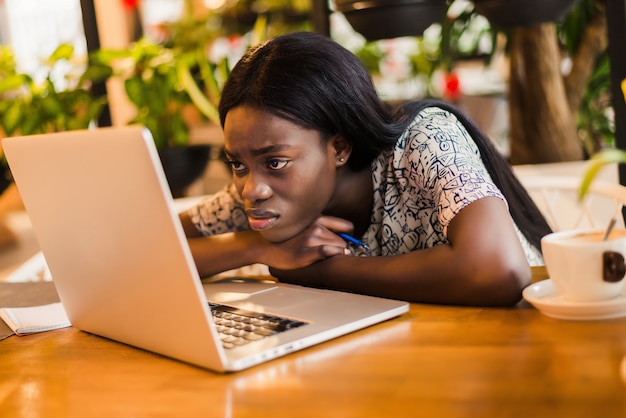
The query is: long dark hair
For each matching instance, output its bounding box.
[219,31,552,251]
[219,31,402,171]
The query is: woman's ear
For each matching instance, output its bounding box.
[330,135,352,167]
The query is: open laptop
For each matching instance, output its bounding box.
[2,126,409,372]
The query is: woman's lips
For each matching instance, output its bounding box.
[246,209,279,231]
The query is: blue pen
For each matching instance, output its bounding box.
[338,233,370,250]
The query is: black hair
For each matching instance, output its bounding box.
[219,31,404,171]
[219,31,552,251]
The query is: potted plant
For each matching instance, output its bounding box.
[0,43,111,246]
[334,0,448,41]
[0,43,110,194]
[90,5,268,196]
[472,0,580,28]
[0,43,109,138]
[91,38,211,150]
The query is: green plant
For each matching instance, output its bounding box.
[579,78,626,199]
[342,2,499,101]
[0,43,110,137]
[560,0,613,156]
[92,39,197,149]
[431,0,611,161]
[576,54,613,155]
[579,147,626,199]
[91,5,267,150]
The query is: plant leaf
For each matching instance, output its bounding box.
[579,148,626,200]
[80,64,113,84]
[49,44,74,64]
[1,101,23,136]
[177,59,219,124]
[0,74,30,94]
[250,14,268,47]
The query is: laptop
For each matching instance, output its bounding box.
[2,126,409,372]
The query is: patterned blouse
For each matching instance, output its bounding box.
[187,106,543,266]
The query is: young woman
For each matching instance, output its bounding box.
[180,31,552,306]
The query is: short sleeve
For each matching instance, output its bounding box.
[403,107,506,234]
[187,183,249,236]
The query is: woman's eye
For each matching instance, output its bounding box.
[228,160,246,172]
[267,159,288,170]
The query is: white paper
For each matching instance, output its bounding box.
[0,302,70,335]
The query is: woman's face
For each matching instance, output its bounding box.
[223,105,340,242]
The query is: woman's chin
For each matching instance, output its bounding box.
[259,226,304,244]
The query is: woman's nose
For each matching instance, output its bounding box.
[240,173,272,202]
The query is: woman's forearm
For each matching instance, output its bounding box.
[271,198,532,306]
[187,231,265,278]
[271,244,530,306]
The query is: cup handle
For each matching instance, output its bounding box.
[603,251,626,282]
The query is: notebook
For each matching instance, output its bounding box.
[2,126,409,372]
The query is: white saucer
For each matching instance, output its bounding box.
[523,279,626,321]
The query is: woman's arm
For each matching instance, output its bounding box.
[180,212,352,278]
[270,197,531,306]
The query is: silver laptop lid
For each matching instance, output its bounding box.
[3,126,228,371]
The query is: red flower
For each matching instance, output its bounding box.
[121,0,139,10]
[443,72,461,101]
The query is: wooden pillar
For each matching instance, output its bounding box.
[79,0,111,127]
[606,0,626,186]
[311,0,331,37]
[89,0,139,126]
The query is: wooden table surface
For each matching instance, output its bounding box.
[1,267,626,417]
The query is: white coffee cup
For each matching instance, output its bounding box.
[541,228,626,302]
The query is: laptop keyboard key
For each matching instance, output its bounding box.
[209,302,309,349]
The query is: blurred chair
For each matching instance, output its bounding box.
[518,176,626,232]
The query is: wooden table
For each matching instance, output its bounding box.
[1,267,626,417]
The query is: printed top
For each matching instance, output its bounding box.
[188,106,543,265]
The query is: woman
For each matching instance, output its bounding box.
[180,31,552,306]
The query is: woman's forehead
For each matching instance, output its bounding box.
[224,106,323,154]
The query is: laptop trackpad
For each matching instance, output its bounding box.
[203,277,279,303]
[203,277,324,309]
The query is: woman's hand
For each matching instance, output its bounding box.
[257,215,354,270]
[181,212,355,278]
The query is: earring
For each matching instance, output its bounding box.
[338,157,345,163]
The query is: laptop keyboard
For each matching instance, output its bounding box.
[209,303,308,350]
